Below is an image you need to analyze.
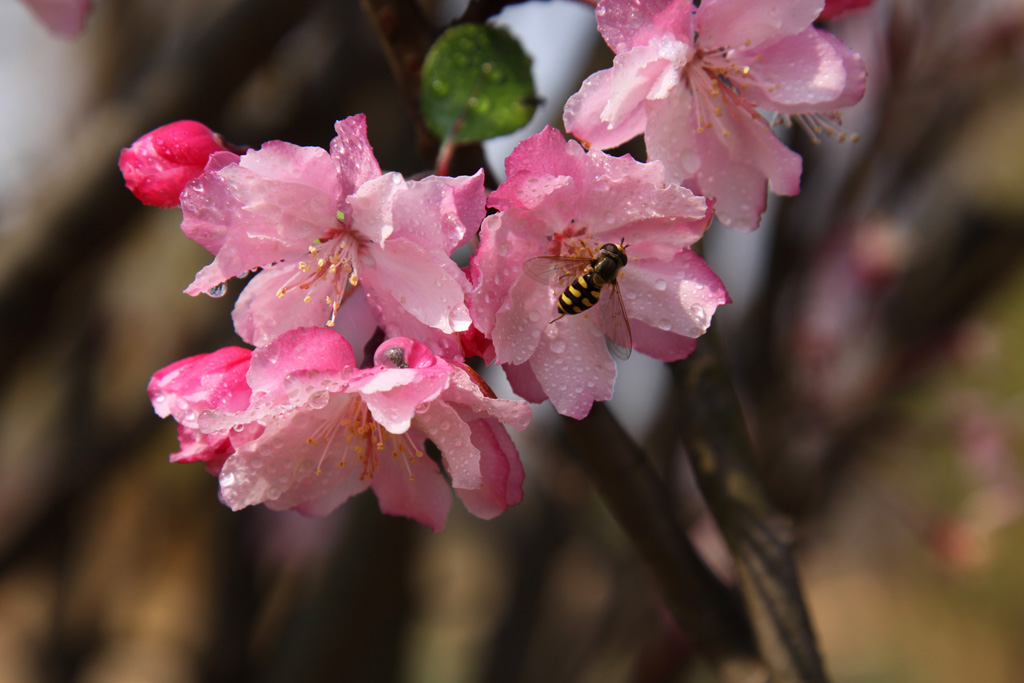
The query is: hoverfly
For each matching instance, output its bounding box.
[523,239,633,360]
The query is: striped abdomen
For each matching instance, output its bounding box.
[558,271,605,315]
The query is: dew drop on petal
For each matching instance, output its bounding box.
[221,472,235,487]
[689,304,709,328]
[207,282,228,297]
[654,280,667,291]
[550,339,566,354]
[656,319,672,331]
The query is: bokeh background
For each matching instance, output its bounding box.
[2,0,1024,681]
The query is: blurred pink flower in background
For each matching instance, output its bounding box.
[19,0,91,37]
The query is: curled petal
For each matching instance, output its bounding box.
[454,419,525,520]
[739,28,866,113]
[247,327,356,404]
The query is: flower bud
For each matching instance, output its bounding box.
[119,120,233,208]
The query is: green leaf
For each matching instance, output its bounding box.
[421,23,536,144]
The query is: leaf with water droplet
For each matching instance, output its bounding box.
[421,23,536,143]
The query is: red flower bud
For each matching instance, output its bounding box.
[119,120,233,208]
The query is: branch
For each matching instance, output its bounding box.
[672,336,829,683]
[560,405,765,682]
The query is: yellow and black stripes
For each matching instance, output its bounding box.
[558,272,604,315]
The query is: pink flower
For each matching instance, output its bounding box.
[180,114,485,356]
[162,328,530,531]
[19,0,91,37]
[148,346,257,475]
[119,121,237,208]
[469,127,728,419]
[564,0,867,231]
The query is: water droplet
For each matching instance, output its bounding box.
[550,339,566,354]
[296,460,315,479]
[528,310,540,322]
[152,394,166,404]
[689,304,709,328]
[656,319,672,331]
[654,280,667,291]
[221,472,235,487]
[207,282,227,297]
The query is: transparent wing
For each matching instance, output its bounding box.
[523,255,591,286]
[599,282,633,360]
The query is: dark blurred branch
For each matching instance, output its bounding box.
[673,337,828,683]
[560,405,765,682]
[0,0,321,382]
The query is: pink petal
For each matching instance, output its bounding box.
[232,266,331,346]
[739,28,866,112]
[503,362,549,404]
[491,275,555,366]
[247,327,356,403]
[148,346,252,426]
[370,445,452,532]
[565,41,686,151]
[646,87,801,230]
[391,171,486,254]
[629,320,699,361]
[359,239,472,334]
[416,400,482,489]
[444,368,533,433]
[355,366,451,435]
[331,114,383,212]
[565,68,645,151]
[454,419,525,519]
[625,249,728,338]
[596,0,694,54]
[181,142,338,295]
[530,315,617,420]
[696,0,823,49]
[218,401,369,511]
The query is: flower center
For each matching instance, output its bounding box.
[691,47,858,144]
[305,395,425,482]
[275,211,362,327]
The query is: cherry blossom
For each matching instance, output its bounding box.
[469,127,728,419]
[179,114,485,356]
[19,0,91,37]
[153,328,531,531]
[119,121,238,208]
[147,346,257,476]
[564,0,867,231]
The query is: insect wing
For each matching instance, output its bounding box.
[523,255,590,286]
[599,282,633,360]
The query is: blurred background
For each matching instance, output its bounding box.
[2,0,1024,681]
